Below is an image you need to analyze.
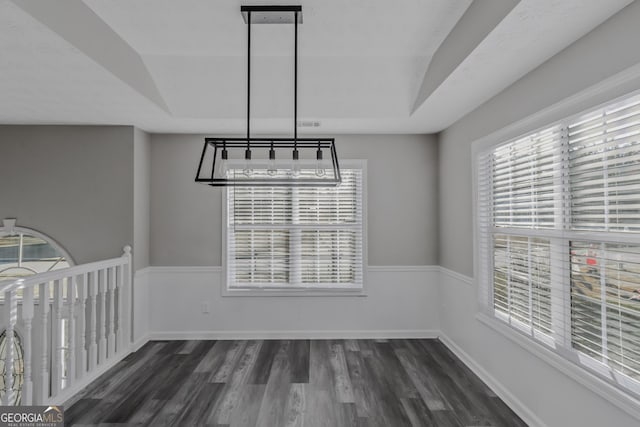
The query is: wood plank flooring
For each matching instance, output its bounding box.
[65,339,526,427]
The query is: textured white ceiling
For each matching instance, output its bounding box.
[81,0,471,122]
[0,0,634,133]
[83,0,470,57]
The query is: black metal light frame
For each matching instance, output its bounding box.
[196,138,340,187]
[195,5,341,187]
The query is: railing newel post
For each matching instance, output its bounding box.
[123,246,133,350]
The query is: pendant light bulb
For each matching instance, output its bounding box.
[243,148,253,177]
[291,148,301,178]
[315,146,326,177]
[216,146,229,178]
[267,143,277,176]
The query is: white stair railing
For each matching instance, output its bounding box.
[0,246,132,405]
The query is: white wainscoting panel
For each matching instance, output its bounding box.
[132,268,151,348]
[145,266,440,339]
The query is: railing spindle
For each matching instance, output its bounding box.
[3,290,17,405]
[88,272,98,371]
[51,279,63,396]
[21,286,34,405]
[67,275,76,388]
[37,282,50,404]
[107,267,116,357]
[76,273,87,381]
[98,269,107,364]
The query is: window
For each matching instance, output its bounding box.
[477,92,640,396]
[0,222,71,282]
[225,162,365,292]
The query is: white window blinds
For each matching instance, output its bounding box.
[491,126,562,230]
[477,91,640,397]
[227,167,364,290]
[569,97,640,232]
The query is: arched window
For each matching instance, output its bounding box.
[0,219,73,282]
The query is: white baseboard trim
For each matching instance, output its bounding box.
[438,333,547,427]
[131,334,150,352]
[149,329,440,341]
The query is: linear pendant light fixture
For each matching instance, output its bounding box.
[195,5,341,187]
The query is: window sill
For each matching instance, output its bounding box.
[222,287,367,298]
[476,312,640,421]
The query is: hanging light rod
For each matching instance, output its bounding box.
[195,4,341,187]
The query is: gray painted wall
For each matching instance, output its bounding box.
[438,0,640,277]
[0,125,134,264]
[133,128,151,269]
[150,133,438,266]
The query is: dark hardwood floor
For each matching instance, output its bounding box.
[65,339,526,427]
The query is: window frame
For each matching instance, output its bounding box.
[221,159,368,297]
[473,89,640,412]
[0,219,75,283]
